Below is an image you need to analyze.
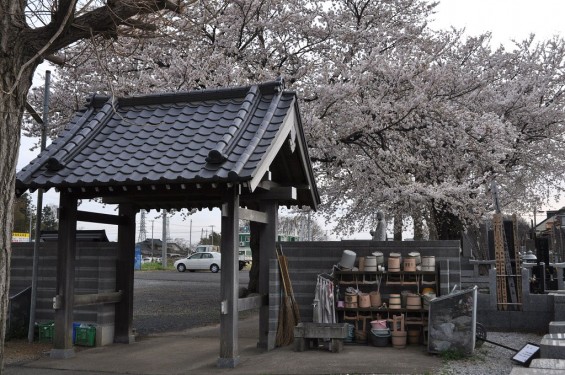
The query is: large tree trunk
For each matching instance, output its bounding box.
[0,38,40,368]
[430,202,464,240]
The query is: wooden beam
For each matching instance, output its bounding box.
[237,294,266,312]
[238,207,268,224]
[218,187,240,368]
[51,192,77,359]
[115,204,136,344]
[74,291,123,307]
[77,210,124,225]
[25,101,43,124]
[242,186,296,201]
[257,201,278,350]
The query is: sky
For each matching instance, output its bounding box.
[17,0,565,243]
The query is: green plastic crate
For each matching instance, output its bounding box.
[75,325,96,347]
[38,322,54,342]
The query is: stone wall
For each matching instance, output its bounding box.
[11,242,118,345]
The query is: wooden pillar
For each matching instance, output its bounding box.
[218,187,240,368]
[257,201,278,350]
[50,192,77,359]
[114,203,136,343]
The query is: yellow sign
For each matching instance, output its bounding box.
[12,232,30,242]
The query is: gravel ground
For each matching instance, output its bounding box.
[439,331,544,374]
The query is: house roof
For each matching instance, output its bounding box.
[40,230,109,242]
[16,80,320,210]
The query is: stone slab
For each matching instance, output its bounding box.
[530,358,565,369]
[540,334,565,359]
[510,368,565,374]
[549,322,565,334]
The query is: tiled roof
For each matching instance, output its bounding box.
[17,80,319,209]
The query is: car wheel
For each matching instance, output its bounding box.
[210,264,220,273]
[177,264,186,272]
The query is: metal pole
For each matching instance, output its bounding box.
[162,212,167,267]
[28,207,33,242]
[28,70,50,342]
[189,219,192,252]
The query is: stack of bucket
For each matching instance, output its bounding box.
[369,319,390,347]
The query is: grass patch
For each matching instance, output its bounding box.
[439,349,469,361]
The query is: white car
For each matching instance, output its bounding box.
[174,252,221,273]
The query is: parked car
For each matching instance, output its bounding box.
[174,252,221,273]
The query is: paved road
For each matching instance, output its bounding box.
[133,270,250,335]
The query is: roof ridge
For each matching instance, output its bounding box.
[228,90,284,180]
[46,97,118,171]
[15,107,97,185]
[206,85,260,164]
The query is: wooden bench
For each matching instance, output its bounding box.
[293,322,348,353]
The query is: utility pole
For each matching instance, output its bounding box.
[151,220,155,258]
[210,225,214,246]
[189,219,192,252]
[28,70,50,342]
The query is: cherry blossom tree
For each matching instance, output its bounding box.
[27,0,565,243]
[0,0,187,367]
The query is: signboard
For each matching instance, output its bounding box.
[512,342,540,367]
[12,232,30,243]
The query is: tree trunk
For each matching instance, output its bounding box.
[0,44,39,367]
[413,206,425,241]
[393,212,402,241]
[430,203,464,240]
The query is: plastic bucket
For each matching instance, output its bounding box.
[370,319,388,330]
[372,251,384,265]
[370,329,391,347]
[339,250,356,269]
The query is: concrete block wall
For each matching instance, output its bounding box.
[272,240,461,324]
[11,242,118,345]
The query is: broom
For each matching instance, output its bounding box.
[275,245,299,346]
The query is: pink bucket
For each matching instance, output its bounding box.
[370,320,388,330]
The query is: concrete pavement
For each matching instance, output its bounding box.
[6,314,443,375]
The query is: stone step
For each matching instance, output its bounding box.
[540,334,565,359]
[549,321,565,334]
[530,358,565,370]
[510,368,565,374]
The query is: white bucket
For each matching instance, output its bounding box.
[408,251,421,265]
[421,256,435,271]
[365,256,377,268]
[372,251,384,265]
[339,249,356,269]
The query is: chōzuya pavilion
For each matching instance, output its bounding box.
[16,79,320,367]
